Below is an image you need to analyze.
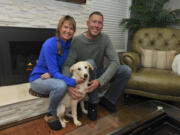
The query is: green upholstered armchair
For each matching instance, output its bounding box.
[120,28,180,102]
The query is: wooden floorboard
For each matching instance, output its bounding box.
[0,96,154,135]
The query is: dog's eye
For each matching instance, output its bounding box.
[78,68,81,71]
[85,66,87,69]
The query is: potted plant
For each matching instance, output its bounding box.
[121,0,180,33]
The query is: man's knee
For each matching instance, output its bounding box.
[118,65,131,76]
[123,65,131,76]
[112,65,131,81]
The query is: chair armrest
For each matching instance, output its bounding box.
[120,52,140,72]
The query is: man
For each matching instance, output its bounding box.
[62,11,131,121]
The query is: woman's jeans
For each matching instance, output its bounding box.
[87,59,131,105]
[31,78,67,116]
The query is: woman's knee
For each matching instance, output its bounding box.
[53,79,67,93]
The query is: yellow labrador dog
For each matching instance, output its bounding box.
[57,61,94,128]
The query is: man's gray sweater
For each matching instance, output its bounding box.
[62,32,120,86]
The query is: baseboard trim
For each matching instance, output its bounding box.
[0,113,46,130]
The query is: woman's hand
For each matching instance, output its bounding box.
[41,72,51,79]
[68,86,84,100]
[75,78,85,84]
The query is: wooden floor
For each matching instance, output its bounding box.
[0,96,166,135]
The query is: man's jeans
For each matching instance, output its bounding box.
[31,78,67,116]
[87,59,131,105]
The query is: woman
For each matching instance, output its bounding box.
[29,15,83,130]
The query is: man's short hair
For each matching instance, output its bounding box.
[89,11,104,20]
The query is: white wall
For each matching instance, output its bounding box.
[0,0,130,51]
[92,0,131,51]
[164,0,180,10]
[0,0,91,34]
[164,0,180,29]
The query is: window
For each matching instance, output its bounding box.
[92,0,131,52]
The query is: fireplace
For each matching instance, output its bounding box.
[0,26,55,86]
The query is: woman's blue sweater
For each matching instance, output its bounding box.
[29,36,75,87]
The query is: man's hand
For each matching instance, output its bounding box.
[68,86,84,100]
[41,72,51,79]
[86,80,99,93]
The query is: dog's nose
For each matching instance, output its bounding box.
[84,74,88,78]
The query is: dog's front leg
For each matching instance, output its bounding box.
[72,100,82,126]
[81,101,88,114]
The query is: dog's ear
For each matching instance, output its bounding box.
[87,62,94,70]
[70,65,74,73]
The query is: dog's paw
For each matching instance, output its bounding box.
[59,119,68,128]
[61,122,67,128]
[63,119,69,123]
[82,109,88,114]
[74,120,82,127]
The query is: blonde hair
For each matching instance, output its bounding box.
[56,15,76,55]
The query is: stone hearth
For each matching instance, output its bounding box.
[0,83,49,127]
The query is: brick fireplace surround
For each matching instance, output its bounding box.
[0,26,55,127]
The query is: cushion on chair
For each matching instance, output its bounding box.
[141,48,176,69]
[127,68,180,96]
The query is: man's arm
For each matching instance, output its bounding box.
[97,35,120,86]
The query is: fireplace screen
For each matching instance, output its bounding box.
[10,41,43,75]
[0,26,55,86]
